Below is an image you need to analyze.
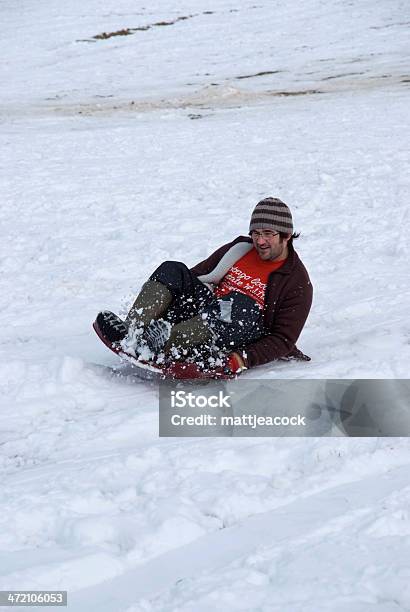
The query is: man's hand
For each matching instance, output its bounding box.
[225,352,247,376]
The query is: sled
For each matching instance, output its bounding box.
[93,319,234,380]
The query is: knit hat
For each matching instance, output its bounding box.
[249,197,293,234]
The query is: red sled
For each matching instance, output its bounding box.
[93,319,235,381]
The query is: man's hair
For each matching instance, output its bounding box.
[279,232,300,246]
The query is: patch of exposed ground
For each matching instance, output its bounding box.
[49,85,325,118]
[321,72,366,81]
[236,70,283,80]
[6,68,407,120]
[77,6,247,43]
[270,89,322,97]
[77,11,216,42]
[92,15,194,40]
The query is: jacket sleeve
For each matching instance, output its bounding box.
[240,278,313,368]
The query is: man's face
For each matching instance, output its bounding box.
[251,229,290,261]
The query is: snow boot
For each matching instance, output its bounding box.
[164,315,214,355]
[95,311,129,344]
[126,281,172,327]
[128,315,210,356]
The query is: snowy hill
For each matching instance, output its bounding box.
[1,0,409,610]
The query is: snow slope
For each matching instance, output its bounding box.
[1,0,409,609]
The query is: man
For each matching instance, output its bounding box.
[96,197,313,376]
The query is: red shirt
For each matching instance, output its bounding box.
[214,248,286,308]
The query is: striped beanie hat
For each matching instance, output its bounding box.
[249,197,293,234]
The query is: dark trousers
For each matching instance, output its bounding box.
[150,261,264,352]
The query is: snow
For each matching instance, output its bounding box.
[0,0,409,609]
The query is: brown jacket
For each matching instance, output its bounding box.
[190,236,313,368]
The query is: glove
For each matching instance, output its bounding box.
[225,352,247,376]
